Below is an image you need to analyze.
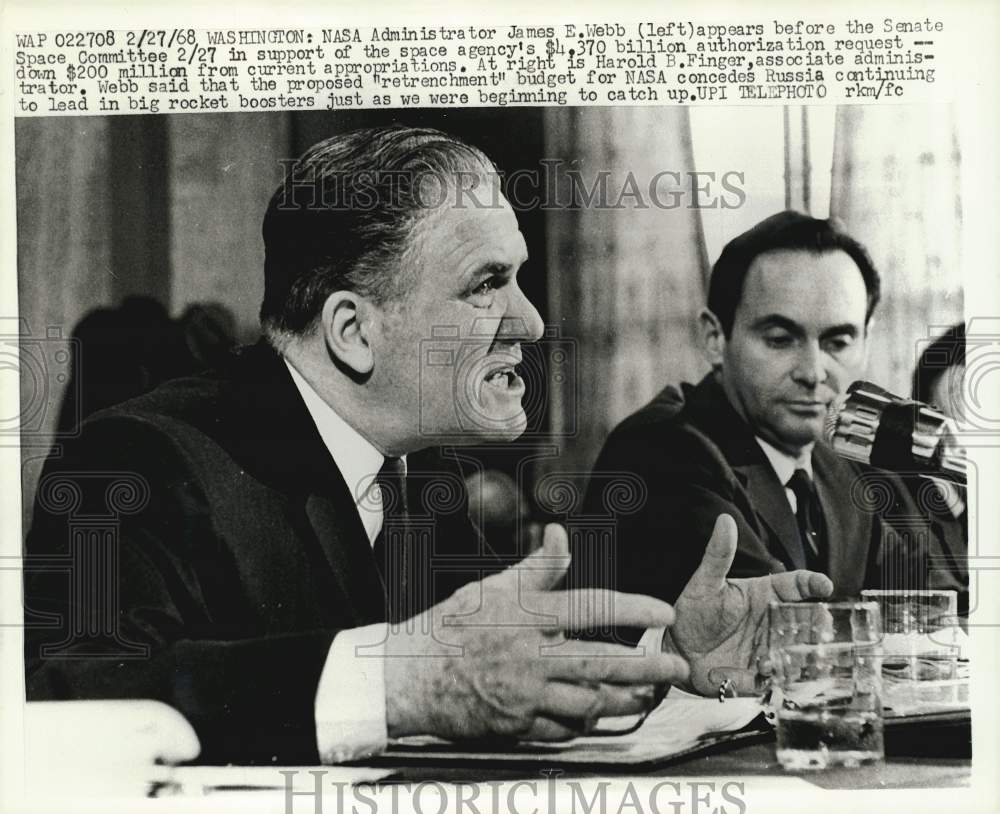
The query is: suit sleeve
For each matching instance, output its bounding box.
[570,422,782,610]
[23,415,337,765]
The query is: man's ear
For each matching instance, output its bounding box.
[320,291,374,375]
[861,317,875,368]
[698,308,726,368]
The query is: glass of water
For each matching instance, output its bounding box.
[768,601,884,770]
[860,589,964,713]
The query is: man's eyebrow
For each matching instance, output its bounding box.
[749,315,805,335]
[749,315,862,339]
[819,323,860,339]
[464,260,520,282]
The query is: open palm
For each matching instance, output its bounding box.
[667,515,834,695]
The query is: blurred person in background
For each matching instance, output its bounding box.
[910,323,968,616]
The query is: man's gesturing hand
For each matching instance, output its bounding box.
[384,524,689,742]
[667,514,835,696]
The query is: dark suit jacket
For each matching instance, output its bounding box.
[574,374,931,606]
[24,342,496,764]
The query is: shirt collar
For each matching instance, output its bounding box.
[284,359,398,545]
[755,436,813,486]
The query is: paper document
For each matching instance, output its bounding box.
[383,689,767,767]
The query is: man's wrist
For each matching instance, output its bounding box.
[384,658,423,738]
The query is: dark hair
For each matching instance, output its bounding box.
[912,323,966,404]
[259,125,495,341]
[707,210,881,336]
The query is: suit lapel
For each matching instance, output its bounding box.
[303,492,387,625]
[739,461,808,571]
[813,445,870,592]
[223,341,387,624]
[684,375,806,571]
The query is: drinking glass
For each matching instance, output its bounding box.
[860,589,964,713]
[768,601,884,770]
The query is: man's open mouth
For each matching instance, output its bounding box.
[483,363,523,391]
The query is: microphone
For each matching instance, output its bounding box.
[824,381,966,485]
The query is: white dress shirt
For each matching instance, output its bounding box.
[285,360,394,763]
[754,436,813,515]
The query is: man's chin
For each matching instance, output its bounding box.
[464,390,529,439]
[468,412,528,443]
[433,404,528,445]
[766,413,826,451]
[781,420,825,448]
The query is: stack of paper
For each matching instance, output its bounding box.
[382,690,768,767]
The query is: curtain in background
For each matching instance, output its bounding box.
[15,114,290,522]
[831,105,964,395]
[16,116,123,526]
[542,107,710,493]
[15,118,116,346]
[167,115,290,328]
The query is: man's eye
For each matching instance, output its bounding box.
[470,277,501,297]
[823,336,853,353]
[764,334,793,348]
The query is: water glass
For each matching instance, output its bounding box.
[860,589,964,713]
[768,601,884,770]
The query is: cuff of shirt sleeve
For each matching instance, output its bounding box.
[315,623,389,763]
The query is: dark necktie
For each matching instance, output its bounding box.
[373,456,409,622]
[786,468,826,572]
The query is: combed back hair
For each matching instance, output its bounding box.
[707,210,881,337]
[912,323,966,405]
[260,125,496,343]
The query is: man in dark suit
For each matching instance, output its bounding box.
[579,211,929,607]
[25,131,833,764]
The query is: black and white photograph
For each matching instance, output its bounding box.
[2,3,999,812]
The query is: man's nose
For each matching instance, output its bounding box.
[791,341,829,387]
[496,285,545,343]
